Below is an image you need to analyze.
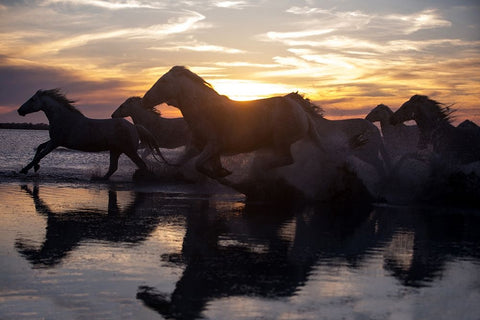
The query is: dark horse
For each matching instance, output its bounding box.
[390,95,480,164]
[17,89,164,179]
[111,96,196,164]
[138,66,325,179]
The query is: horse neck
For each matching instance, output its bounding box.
[177,78,221,116]
[415,109,452,134]
[378,114,392,132]
[129,106,162,126]
[41,100,84,126]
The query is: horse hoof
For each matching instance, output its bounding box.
[20,168,28,174]
[216,168,232,178]
[34,164,40,172]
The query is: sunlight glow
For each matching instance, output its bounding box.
[209,79,302,101]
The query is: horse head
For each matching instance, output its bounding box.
[366,104,393,123]
[18,90,44,116]
[390,95,428,125]
[18,88,81,117]
[112,96,142,118]
[391,95,453,128]
[142,66,188,109]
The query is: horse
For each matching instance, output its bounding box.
[112,96,196,164]
[112,97,191,149]
[366,104,419,162]
[390,95,480,164]
[286,93,390,177]
[17,89,164,180]
[139,66,325,179]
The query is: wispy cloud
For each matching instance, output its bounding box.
[149,40,244,54]
[263,29,336,41]
[40,0,167,10]
[4,11,207,56]
[212,1,249,9]
[282,7,451,36]
[383,9,452,34]
[214,61,278,68]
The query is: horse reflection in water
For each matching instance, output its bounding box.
[137,201,480,320]
[16,185,163,267]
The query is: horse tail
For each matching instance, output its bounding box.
[134,124,177,166]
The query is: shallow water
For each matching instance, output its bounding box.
[1,130,480,319]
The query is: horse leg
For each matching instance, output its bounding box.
[20,141,56,174]
[102,151,121,180]
[265,142,295,170]
[195,142,231,178]
[125,150,148,171]
[176,142,200,165]
[32,141,49,172]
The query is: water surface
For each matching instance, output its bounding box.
[0,129,479,319]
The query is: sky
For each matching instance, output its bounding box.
[0,0,479,124]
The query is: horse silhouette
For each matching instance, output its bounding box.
[138,66,326,179]
[287,93,390,177]
[366,103,419,163]
[112,97,197,164]
[17,89,165,179]
[391,95,480,164]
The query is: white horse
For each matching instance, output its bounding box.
[17,89,164,180]
[366,104,419,163]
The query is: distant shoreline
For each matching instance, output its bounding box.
[0,123,49,130]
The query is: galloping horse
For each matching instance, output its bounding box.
[112,97,191,149]
[287,93,390,177]
[390,95,480,164]
[139,66,325,178]
[112,96,195,163]
[17,89,163,179]
[366,104,419,162]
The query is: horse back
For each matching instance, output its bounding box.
[63,118,138,152]
[199,96,308,153]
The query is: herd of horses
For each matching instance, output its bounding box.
[17,66,480,202]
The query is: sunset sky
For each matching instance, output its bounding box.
[0,0,479,123]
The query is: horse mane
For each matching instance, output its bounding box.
[39,89,83,115]
[413,95,455,124]
[284,92,324,117]
[170,66,217,94]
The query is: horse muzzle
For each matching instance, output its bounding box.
[17,109,26,116]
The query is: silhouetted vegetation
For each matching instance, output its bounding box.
[0,122,49,130]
